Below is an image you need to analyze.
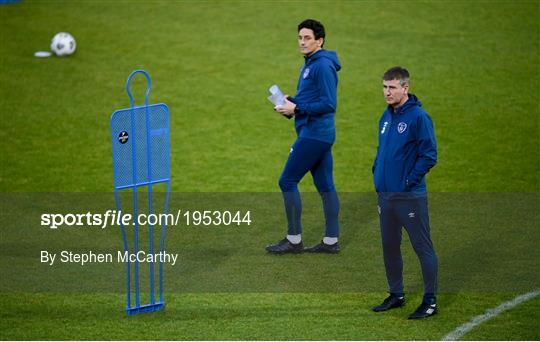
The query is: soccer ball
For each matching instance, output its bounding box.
[50,32,76,56]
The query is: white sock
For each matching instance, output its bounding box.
[286,234,301,244]
[323,237,338,245]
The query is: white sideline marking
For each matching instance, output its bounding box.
[442,288,540,341]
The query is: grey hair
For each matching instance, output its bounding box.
[383,66,410,86]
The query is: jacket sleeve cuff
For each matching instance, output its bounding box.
[294,104,302,115]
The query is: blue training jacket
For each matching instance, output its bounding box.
[289,49,341,144]
[373,94,437,194]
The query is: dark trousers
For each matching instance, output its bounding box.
[279,138,340,237]
[378,194,438,302]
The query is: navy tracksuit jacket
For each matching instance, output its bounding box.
[373,94,438,302]
[373,94,437,194]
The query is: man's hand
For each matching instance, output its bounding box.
[275,96,296,116]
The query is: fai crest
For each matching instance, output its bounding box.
[397,122,407,134]
[303,68,310,79]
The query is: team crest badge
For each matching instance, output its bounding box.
[303,68,310,79]
[397,122,407,134]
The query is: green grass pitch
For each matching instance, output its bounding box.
[0,1,539,340]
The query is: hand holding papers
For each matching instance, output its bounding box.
[268,85,292,119]
[268,85,286,108]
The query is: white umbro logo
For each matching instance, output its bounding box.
[408,212,415,218]
[381,121,389,134]
[426,308,435,314]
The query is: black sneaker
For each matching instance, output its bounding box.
[372,294,406,312]
[305,241,340,254]
[408,302,438,319]
[265,238,303,254]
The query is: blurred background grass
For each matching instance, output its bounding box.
[1,1,538,192]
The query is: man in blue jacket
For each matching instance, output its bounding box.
[266,19,341,254]
[372,67,439,319]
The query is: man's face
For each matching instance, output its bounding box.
[383,79,409,108]
[298,28,323,56]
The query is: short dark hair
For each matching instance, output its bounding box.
[383,66,410,86]
[298,19,326,47]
